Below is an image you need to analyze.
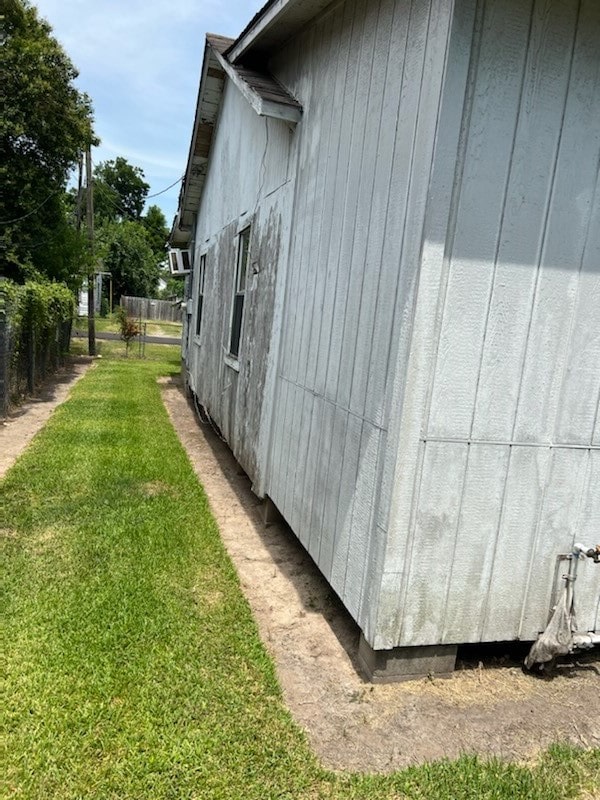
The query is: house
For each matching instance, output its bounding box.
[170,0,600,680]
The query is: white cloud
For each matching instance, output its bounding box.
[97,139,185,175]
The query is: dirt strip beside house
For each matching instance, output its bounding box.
[160,376,600,774]
[0,358,92,479]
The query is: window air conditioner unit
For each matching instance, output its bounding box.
[168,249,191,275]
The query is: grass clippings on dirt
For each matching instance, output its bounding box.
[2,346,599,800]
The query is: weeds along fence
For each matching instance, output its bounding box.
[121,296,182,323]
[0,280,73,418]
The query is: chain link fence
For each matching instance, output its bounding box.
[0,280,73,418]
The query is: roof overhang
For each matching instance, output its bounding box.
[226,0,336,64]
[170,36,231,248]
[170,30,303,248]
[212,48,302,124]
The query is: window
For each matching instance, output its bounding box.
[229,227,250,358]
[168,249,191,275]
[195,254,206,338]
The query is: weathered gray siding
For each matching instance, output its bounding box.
[376,0,600,649]
[265,0,455,627]
[188,79,294,485]
[186,0,598,653]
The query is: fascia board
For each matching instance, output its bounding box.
[227,0,291,64]
[212,48,302,124]
[169,44,220,245]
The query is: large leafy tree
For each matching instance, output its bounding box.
[94,157,150,221]
[99,222,160,303]
[141,205,169,259]
[1,0,94,285]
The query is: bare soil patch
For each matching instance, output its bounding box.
[163,376,599,773]
[0,357,92,479]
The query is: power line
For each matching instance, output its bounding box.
[93,179,136,221]
[146,175,184,199]
[87,152,183,210]
[93,173,182,220]
[0,190,59,225]
[0,168,181,226]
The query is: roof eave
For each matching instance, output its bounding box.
[169,38,231,247]
[212,48,302,124]
[227,0,335,64]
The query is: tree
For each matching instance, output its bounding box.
[1,0,94,284]
[94,158,149,221]
[99,222,160,303]
[141,205,169,259]
[116,306,140,356]
[157,271,184,300]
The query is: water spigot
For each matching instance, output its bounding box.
[573,543,600,563]
[586,545,600,564]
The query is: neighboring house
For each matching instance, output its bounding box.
[171,0,600,679]
[78,274,102,316]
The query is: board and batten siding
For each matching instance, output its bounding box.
[265,0,457,629]
[376,0,599,649]
[188,78,294,486]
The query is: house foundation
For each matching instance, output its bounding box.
[358,635,457,683]
[263,495,283,527]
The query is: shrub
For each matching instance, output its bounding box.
[0,279,75,413]
[116,306,140,356]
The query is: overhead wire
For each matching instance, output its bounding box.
[91,168,183,221]
[146,175,184,198]
[1,160,181,245]
[0,189,60,225]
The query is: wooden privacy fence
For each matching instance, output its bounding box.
[120,296,182,323]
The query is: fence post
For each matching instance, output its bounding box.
[0,288,9,418]
[27,326,35,394]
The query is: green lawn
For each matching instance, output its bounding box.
[70,337,182,363]
[2,347,598,799]
[74,314,183,338]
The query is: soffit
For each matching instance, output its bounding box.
[227,0,336,63]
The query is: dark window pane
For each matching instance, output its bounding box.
[236,228,250,293]
[230,294,244,357]
[196,295,203,336]
[199,255,206,293]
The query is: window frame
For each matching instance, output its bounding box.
[194,253,207,341]
[227,225,251,363]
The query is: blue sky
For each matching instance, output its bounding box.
[33,0,264,226]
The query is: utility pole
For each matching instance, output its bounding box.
[85,145,96,356]
[75,152,83,232]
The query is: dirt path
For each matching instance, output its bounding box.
[0,358,93,478]
[161,377,600,773]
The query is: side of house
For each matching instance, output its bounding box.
[262,0,457,637]
[174,0,599,670]
[174,37,298,486]
[370,0,600,651]
[176,0,459,645]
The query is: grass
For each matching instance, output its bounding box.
[70,336,181,362]
[2,347,598,799]
[74,314,183,338]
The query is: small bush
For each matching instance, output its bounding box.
[116,306,140,356]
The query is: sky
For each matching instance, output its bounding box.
[33,0,265,227]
